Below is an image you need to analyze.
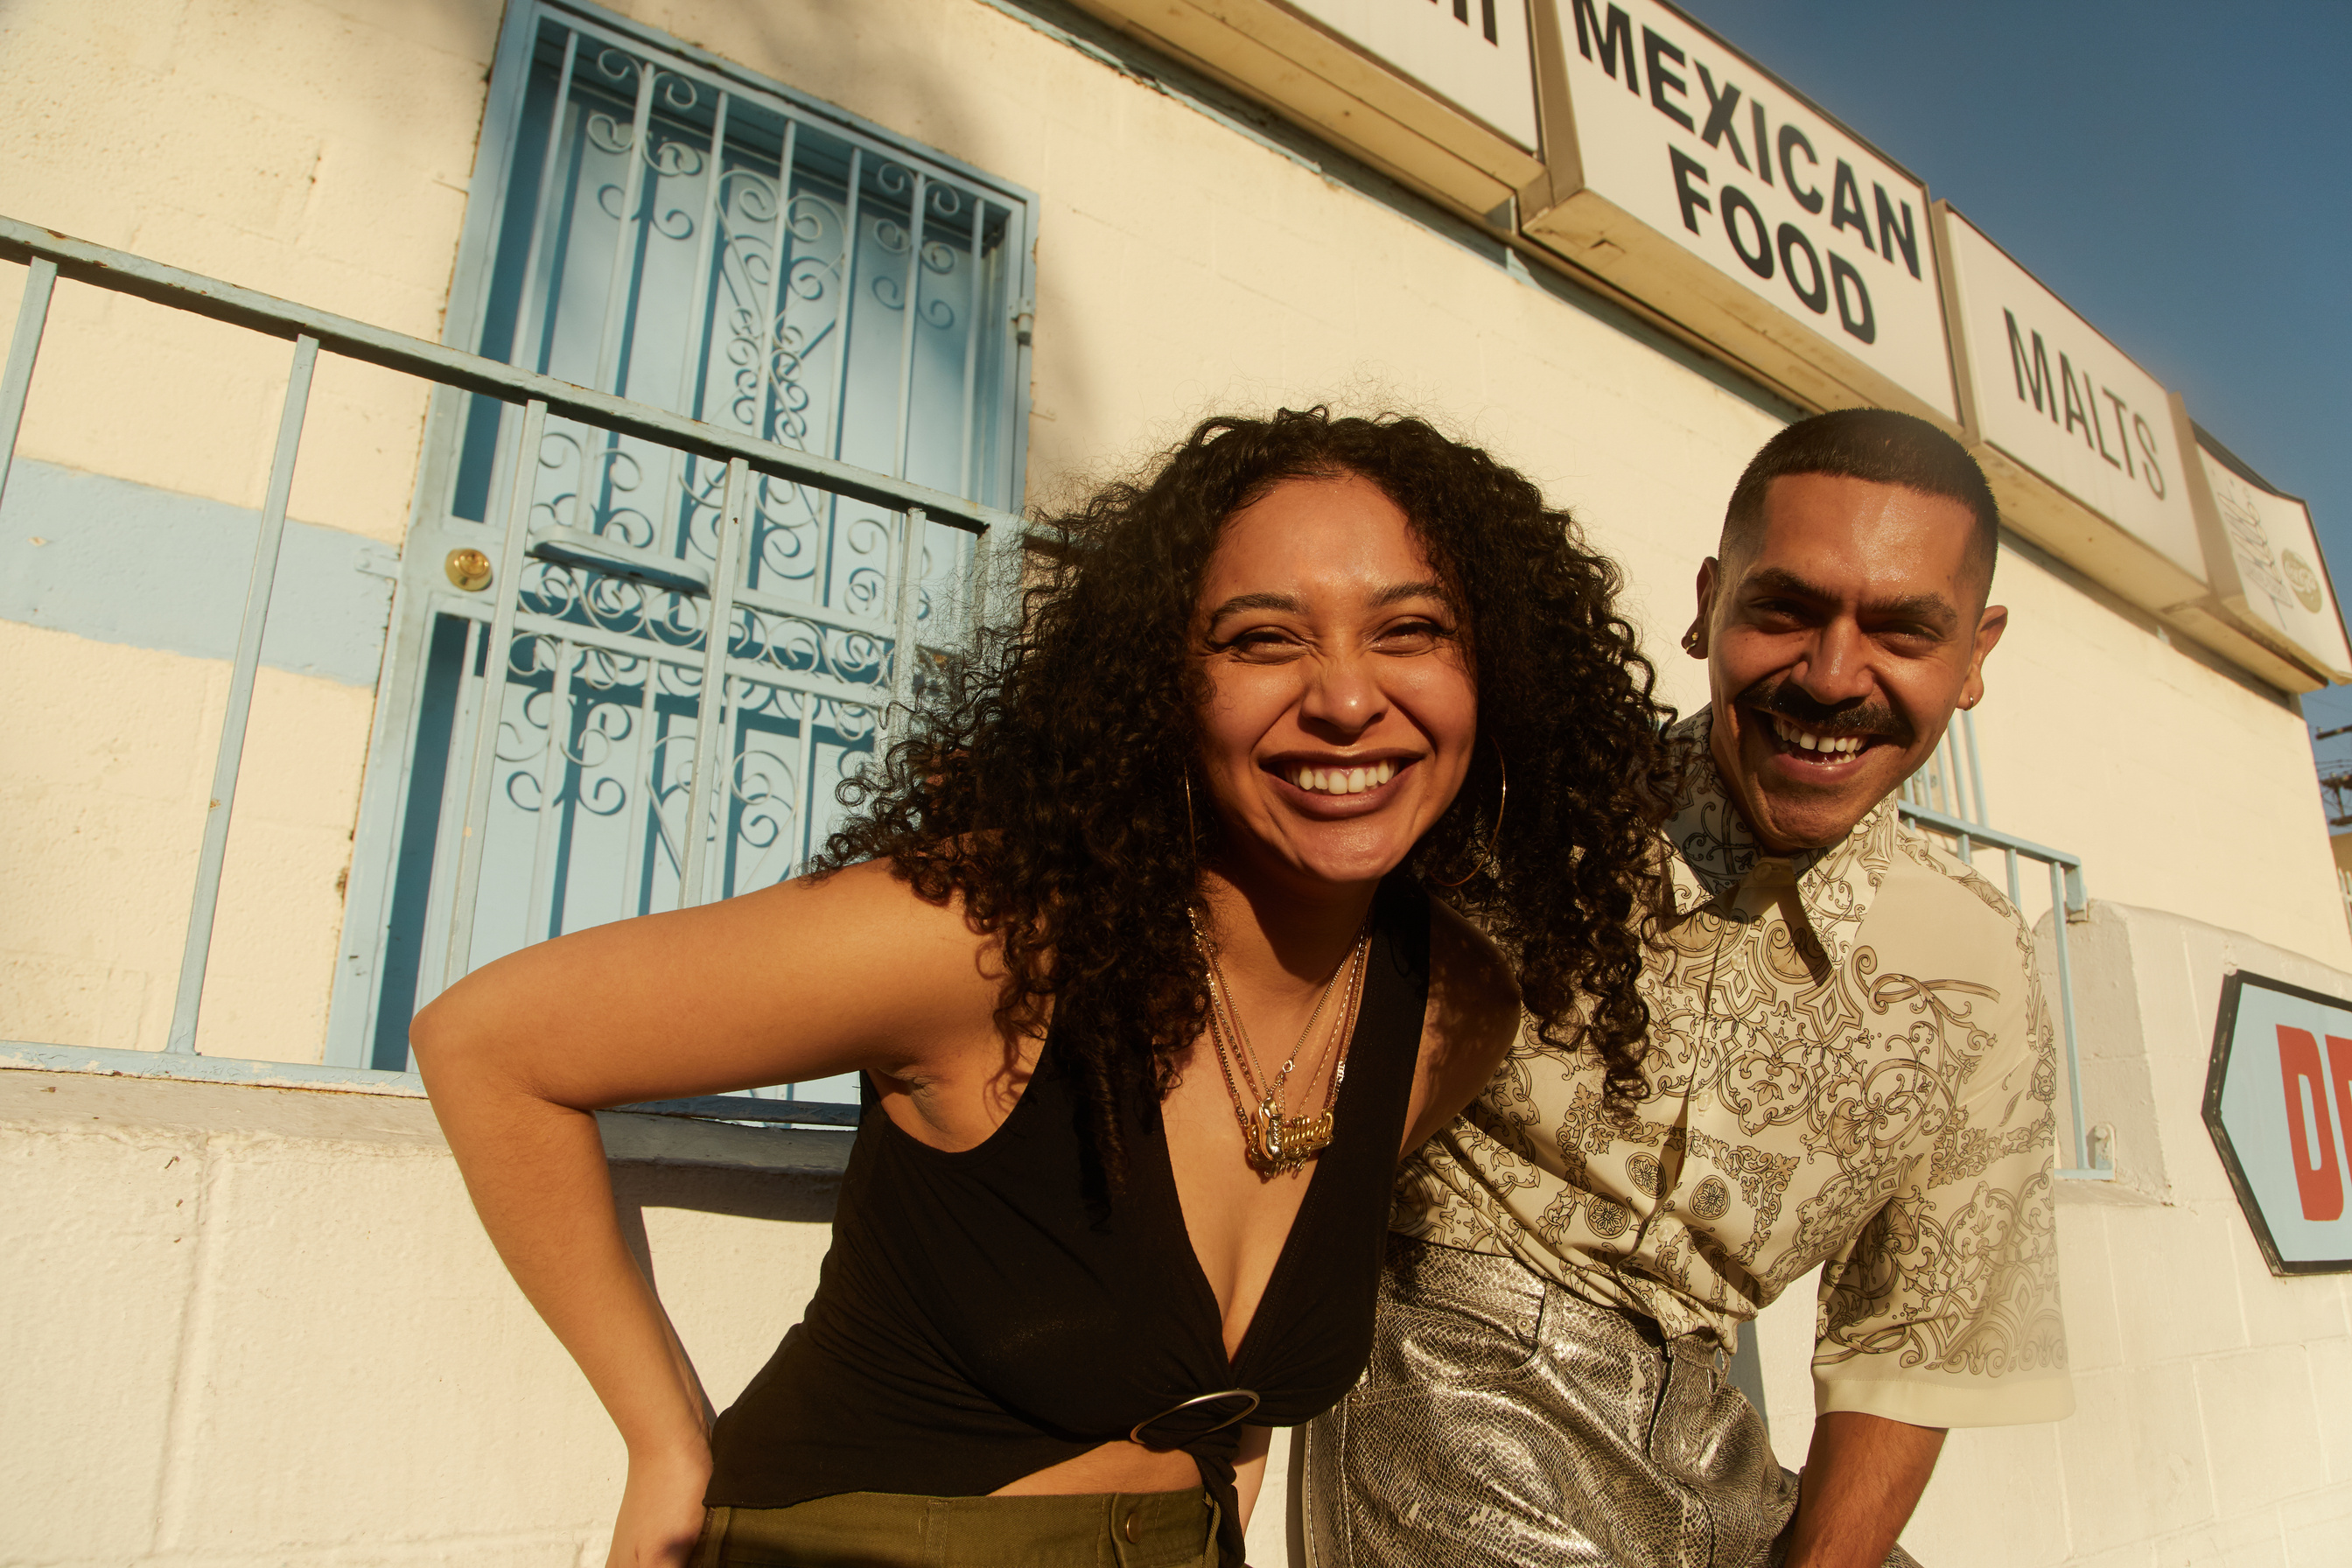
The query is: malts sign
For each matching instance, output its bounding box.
[1936,207,2208,618]
[1519,0,1955,422]
[2206,972,2352,1276]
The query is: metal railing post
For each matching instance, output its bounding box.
[887,506,927,724]
[0,257,58,512]
[1959,709,1990,822]
[889,173,930,482]
[444,399,549,986]
[526,637,580,938]
[165,335,320,1053]
[816,149,866,607]
[2047,855,2106,1176]
[680,457,752,908]
[970,510,1029,650]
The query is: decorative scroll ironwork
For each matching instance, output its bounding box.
[469,626,885,942]
[351,4,1031,1087]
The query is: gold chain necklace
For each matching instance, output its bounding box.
[1188,911,1371,1179]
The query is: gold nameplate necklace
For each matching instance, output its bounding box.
[1188,910,1371,1180]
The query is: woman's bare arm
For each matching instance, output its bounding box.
[416,859,1004,1107]
[417,1082,712,1564]
[410,860,1005,1564]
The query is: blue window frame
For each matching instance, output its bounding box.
[324,0,1036,1110]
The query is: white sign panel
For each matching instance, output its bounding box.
[2207,973,2352,1275]
[1553,0,1954,417]
[2195,444,2352,679]
[1942,213,2202,582]
[1290,0,1539,149]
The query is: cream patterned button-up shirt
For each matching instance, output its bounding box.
[1397,711,2073,1428]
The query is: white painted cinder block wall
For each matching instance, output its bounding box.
[0,1070,847,1567]
[3,0,2348,1563]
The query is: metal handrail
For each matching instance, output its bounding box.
[1896,717,2112,1181]
[0,217,1014,1127]
[0,216,1019,536]
[1895,799,2086,903]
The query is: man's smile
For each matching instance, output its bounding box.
[1754,710,1888,773]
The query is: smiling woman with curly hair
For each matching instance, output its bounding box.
[412,406,1677,1568]
[830,407,1677,1166]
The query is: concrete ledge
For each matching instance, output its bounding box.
[0,1068,855,1175]
[2054,1174,2161,1208]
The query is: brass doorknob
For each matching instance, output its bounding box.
[445,548,494,592]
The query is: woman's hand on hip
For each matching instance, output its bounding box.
[607,1446,715,1568]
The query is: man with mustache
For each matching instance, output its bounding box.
[1303,410,2074,1568]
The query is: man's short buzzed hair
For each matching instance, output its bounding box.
[1722,409,2000,595]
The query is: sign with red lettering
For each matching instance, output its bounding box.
[2205,972,2352,1275]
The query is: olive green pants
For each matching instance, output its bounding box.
[691,1488,1221,1568]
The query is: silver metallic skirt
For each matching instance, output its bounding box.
[1300,1238,1921,1568]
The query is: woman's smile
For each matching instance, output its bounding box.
[1262,754,1416,815]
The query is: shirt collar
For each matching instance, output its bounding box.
[1660,709,1896,970]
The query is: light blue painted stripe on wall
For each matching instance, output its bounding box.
[0,458,401,687]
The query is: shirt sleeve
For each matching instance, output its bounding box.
[1809,889,2076,1429]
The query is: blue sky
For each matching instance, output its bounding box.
[1666,0,2352,768]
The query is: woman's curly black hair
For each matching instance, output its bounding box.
[816,408,1678,1180]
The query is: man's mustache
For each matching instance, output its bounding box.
[1735,678,1914,746]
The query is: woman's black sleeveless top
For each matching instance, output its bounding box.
[705,878,1430,1567]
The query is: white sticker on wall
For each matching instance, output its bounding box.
[2198,444,2351,678]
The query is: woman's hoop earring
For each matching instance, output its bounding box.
[1428,738,1507,889]
[1182,770,1200,849]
